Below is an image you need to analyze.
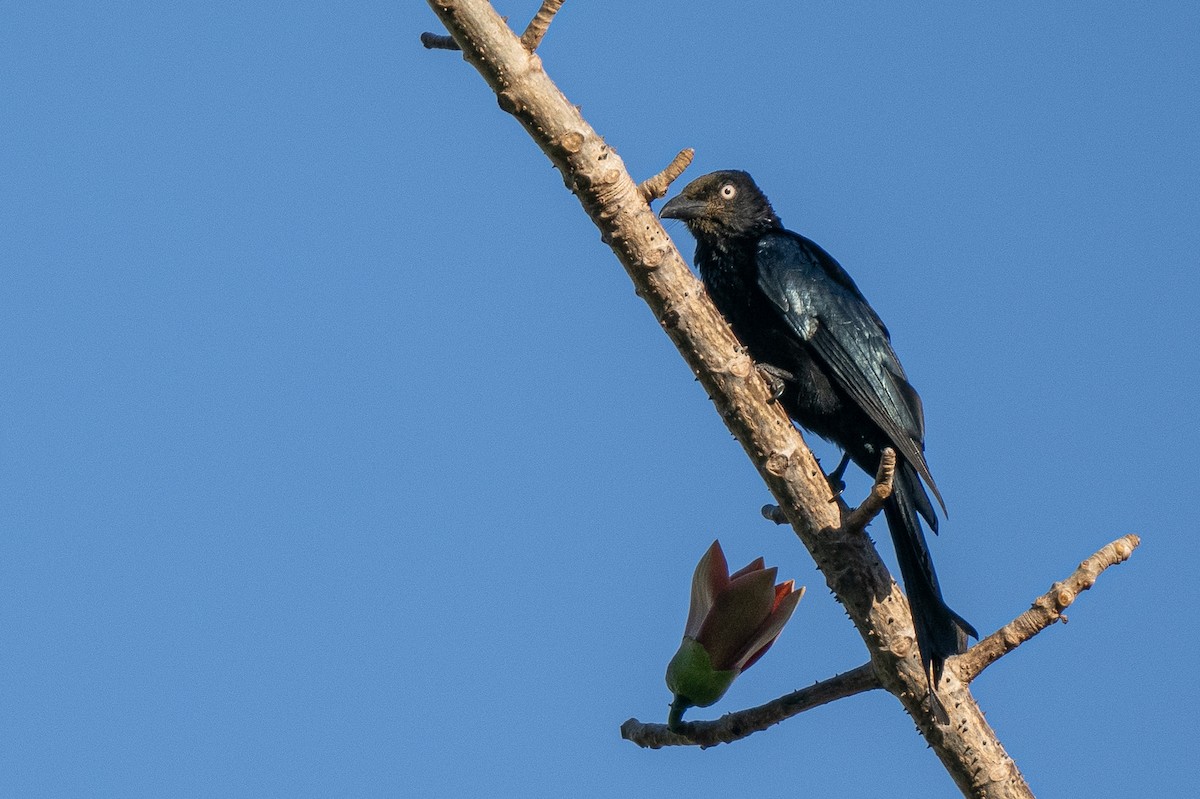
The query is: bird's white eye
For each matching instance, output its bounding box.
[720,183,737,199]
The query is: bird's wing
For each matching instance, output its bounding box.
[756,231,944,513]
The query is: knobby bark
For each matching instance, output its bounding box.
[421,3,1137,796]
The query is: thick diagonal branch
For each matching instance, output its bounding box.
[955,534,1140,683]
[423,3,1044,796]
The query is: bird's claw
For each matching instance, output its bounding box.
[755,363,794,401]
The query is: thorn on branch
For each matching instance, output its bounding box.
[639,148,696,202]
[621,662,881,749]
[954,533,1141,683]
[420,31,461,50]
[521,0,566,52]
[841,448,896,535]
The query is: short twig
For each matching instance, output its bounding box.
[639,148,696,202]
[955,534,1141,683]
[763,450,863,525]
[420,31,460,50]
[520,0,566,51]
[761,503,788,524]
[621,662,880,749]
[841,448,895,535]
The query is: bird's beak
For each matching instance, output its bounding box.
[659,195,705,221]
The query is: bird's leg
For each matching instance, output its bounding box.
[755,363,794,401]
[825,452,851,498]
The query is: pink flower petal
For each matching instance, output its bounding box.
[734,585,805,671]
[684,540,729,639]
[729,556,766,581]
[695,567,778,670]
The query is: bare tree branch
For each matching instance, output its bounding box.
[420,3,1135,795]
[621,662,881,749]
[955,534,1140,683]
[622,533,1139,752]
[638,148,695,202]
[420,3,1022,794]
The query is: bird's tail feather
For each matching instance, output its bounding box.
[882,462,976,719]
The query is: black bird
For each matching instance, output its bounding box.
[660,170,976,722]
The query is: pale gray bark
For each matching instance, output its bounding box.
[422,3,1138,796]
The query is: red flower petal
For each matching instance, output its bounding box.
[772,580,795,611]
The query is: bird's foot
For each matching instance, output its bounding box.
[824,452,851,499]
[755,363,794,401]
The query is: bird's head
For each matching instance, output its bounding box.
[659,170,780,245]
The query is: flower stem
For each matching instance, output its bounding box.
[667,696,690,733]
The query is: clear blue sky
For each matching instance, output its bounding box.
[3,2,1197,796]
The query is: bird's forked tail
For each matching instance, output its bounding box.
[882,461,977,724]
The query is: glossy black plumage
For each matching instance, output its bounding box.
[661,170,976,720]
